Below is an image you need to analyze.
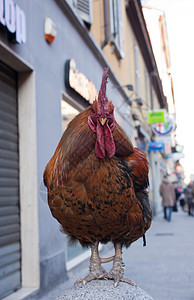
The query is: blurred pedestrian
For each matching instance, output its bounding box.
[173,184,179,212]
[178,188,185,210]
[160,175,176,222]
[184,182,194,216]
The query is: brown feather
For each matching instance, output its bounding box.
[125,147,149,190]
[44,107,96,187]
[113,122,134,157]
[44,105,151,249]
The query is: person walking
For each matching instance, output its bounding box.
[160,175,176,222]
[185,182,194,216]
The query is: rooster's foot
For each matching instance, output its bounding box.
[106,243,136,287]
[107,263,136,287]
[75,241,108,286]
[75,265,108,285]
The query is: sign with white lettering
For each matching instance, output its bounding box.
[149,142,164,152]
[0,0,26,43]
[65,59,98,104]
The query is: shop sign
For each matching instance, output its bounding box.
[148,109,166,124]
[0,0,26,43]
[152,119,174,136]
[149,142,164,152]
[65,59,98,104]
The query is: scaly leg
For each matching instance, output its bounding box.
[107,243,136,287]
[75,241,108,285]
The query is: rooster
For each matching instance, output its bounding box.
[44,68,152,287]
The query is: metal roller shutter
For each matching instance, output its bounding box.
[0,61,21,298]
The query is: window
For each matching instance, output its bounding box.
[134,43,140,97]
[73,0,93,25]
[109,0,124,59]
[145,68,150,110]
[61,98,90,270]
[61,100,79,132]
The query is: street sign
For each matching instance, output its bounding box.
[148,110,166,124]
[152,120,174,136]
[149,142,164,152]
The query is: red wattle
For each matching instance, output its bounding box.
[104,123,115,157]
[88,116,115,159]
[95,121,105,158]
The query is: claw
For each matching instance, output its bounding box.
[98,272,108,279]
[83,280,86,286]
[75,267,108,286]
[112,277,136,287]
[121,278,136,286]
[74,279,82,285]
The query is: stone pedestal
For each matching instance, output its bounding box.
[55,280,154,300]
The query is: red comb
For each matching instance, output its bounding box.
[97,67,109,117]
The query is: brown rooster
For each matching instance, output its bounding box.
[44,68,152,287]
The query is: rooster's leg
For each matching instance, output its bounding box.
[107,243,136,287]
[75,241,108,285]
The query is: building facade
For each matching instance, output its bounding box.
[89,0,167,214]
[0,0,169,298]
[143,4,178,199]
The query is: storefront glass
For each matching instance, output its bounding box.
[61,99,89,266]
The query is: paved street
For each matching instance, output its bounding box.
[122,208,194,300]
[40,207,194,300]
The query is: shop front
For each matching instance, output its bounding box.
[0,61,21,298]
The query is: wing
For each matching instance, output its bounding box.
[126,148,151,235]
[112,123,148,191]
[113,121,134,157]
[124,147,149,191]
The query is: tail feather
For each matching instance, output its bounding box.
[143,234,146,247]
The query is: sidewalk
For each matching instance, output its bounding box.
[40,208,194,300]
[122,208,194,300]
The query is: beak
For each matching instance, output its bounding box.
[99,118,107,126]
